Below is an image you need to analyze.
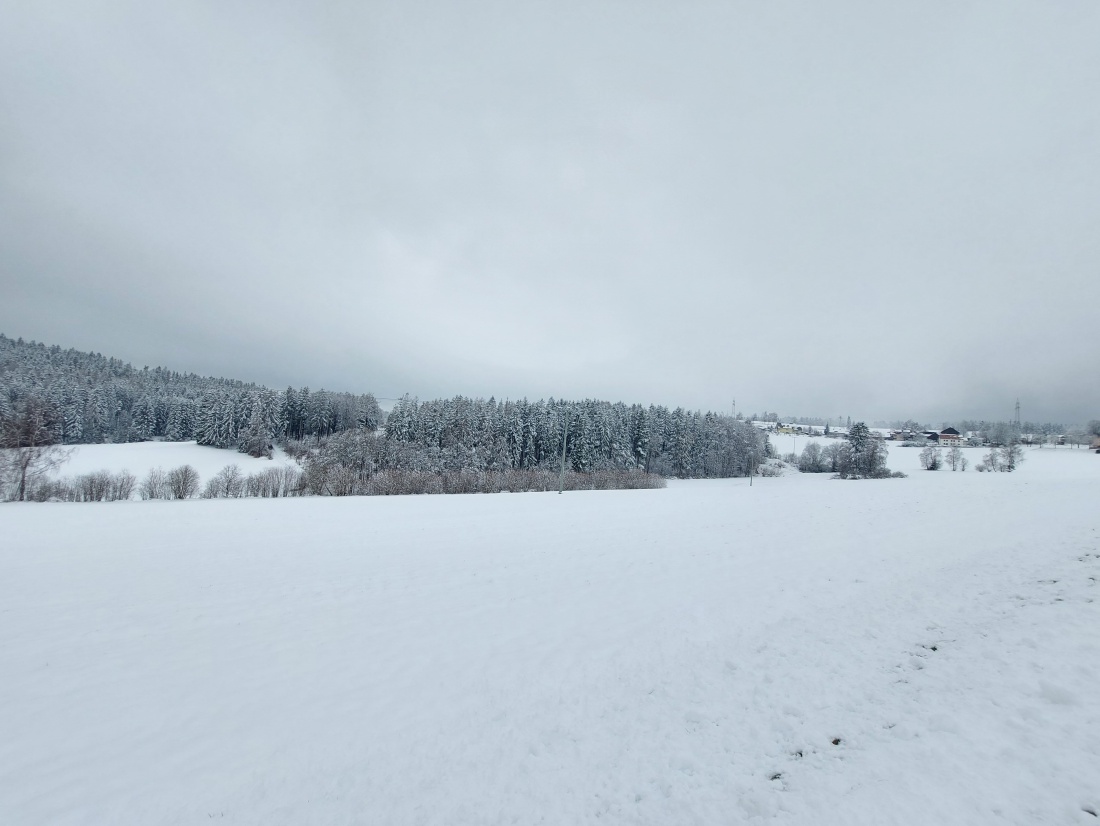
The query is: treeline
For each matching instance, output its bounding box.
[789,422,903,479]
[20,462,663,502]
[951,419,1065,442]
[0,334,381,449]
[220,462,663,498]
[379,395,765,478]
[2,333,768,483]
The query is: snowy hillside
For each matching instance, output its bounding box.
[54,439,298,483]
[2,447,1099,824]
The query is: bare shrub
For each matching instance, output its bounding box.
[281,439,313,462]
[78,470,113,501]
[358,467,663,496]
[244,467,292,497]
[25,478,70,502]
[203,464,244,499]
[36,470,139,502]
[325,465,360,497]
[166,465,200,499]
[277,466,302,497]
[111,470,137,500]
[300,460,330,496]
[139,467,170,500]
[72,470,138,501]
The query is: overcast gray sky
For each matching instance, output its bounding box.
[2,1,1098,424]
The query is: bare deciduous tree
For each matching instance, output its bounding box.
[979,440,1023,472]
[919,445,942,471]
[1001,439,1024,472]
[798,442,826,473]
[1,395,71,501]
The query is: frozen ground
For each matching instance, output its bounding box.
[2,445,1098,824]
[53,440,298,485]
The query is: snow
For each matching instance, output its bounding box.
[2,445,1099,824]
[52,440,298,486]
[774,433,1089,476]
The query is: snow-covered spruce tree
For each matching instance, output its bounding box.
[163,400,184,441]
[837,422,893,478]
[629,405,650,469]
[194,391,222,447]
[385,395,419,444]
[238,396,273,458]
[131,395,157,442]
[61,385,85,444]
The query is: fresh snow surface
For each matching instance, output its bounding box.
[774,434,1077,476]
[2,446,1099,824]
[52,440,297,486]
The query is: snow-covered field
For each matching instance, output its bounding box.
[53,440,298,485]
[2,445,1099,824]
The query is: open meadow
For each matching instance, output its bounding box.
[2,443,1098,824]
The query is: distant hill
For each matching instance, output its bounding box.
[0,333,382,447]
[1,333,767,480]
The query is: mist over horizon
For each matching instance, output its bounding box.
[0,329,1079,429]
